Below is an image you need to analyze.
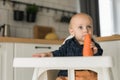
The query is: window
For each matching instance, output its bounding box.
[99,0,114,36]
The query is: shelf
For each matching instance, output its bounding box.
[11,0,77,14]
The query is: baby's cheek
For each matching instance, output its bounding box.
[76,35,84,41]
[81,36,85,41]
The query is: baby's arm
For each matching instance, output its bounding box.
[32,52,53,57]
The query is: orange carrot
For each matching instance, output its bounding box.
[83,34,93,56]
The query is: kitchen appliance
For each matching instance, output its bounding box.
[0,24,10,37]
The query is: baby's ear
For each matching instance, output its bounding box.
[69,28,74,36]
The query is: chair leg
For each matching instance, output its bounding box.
[103,68,112,80]
[32,68,48,80]
[32,68,39,80]
[68,69,75,80]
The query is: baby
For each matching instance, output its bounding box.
[32,13,103,80]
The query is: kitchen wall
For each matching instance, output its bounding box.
[1,0,119,39]
[0,0,77,39]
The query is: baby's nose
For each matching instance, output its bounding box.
[83,28,89,33]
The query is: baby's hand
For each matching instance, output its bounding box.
[32,52,53,57]
[32,53,46,57]
[91,42,98,54]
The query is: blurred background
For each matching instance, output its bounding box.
[0,0,120,39]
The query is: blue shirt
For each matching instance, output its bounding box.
[52,37,103,76]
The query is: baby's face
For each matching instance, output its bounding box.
[69,15,93,43]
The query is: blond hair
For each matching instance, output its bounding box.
[69,13,93,29]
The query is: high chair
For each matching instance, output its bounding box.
[13,56,113,80]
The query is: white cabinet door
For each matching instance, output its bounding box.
[14,43,60,57]
[99,41,119,80]
[117,41,120,80]
[14,43,60,80]
[0,43,2,80]
[0,43,14,80]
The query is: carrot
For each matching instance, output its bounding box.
[83,34,93,56]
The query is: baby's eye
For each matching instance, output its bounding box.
[87,25,92,29]
[78,26,83,29]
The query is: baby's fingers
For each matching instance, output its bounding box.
[90,42,95,48]
[32,53,43,57]
[93,47,98,54]
[90,42,98,54]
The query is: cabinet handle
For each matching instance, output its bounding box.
[35,46,51,49]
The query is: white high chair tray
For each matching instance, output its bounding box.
[13,56,113,68]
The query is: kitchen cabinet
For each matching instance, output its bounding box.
[0,43,14,80]
[0,42,60,80]
[118,41,120,79]
[99,41,120,80]
[14,43,60,80]
[0,44,2,80]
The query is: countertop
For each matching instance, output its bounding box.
[0,35,120,44]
